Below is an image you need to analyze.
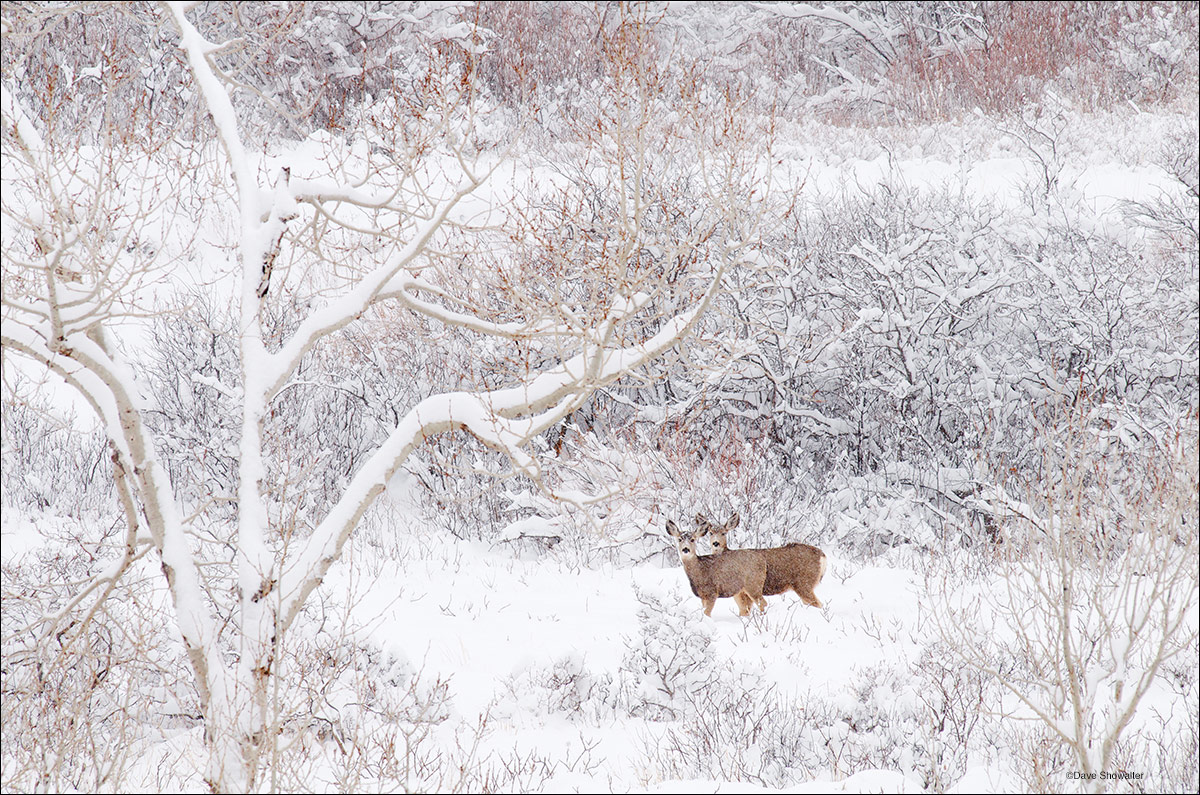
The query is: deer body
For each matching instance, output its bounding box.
[667,519,766,617]
[700,514,827,609]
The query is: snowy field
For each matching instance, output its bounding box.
[3,3,1197,793]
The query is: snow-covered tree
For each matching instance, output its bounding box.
[1,4,771,789]
[942,404,1199,792]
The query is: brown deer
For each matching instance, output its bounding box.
[666,519,767,617]
[697,513,827,609]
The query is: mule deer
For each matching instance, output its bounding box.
[697,513,827,609]
[667,519,766,617]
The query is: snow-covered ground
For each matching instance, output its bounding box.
[5,445,1194,792]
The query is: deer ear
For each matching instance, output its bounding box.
[666,519,680,537]
[727,513,740,530]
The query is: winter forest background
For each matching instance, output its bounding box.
[1,2,1197,792]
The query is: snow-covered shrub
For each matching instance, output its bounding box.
[0,396,112,517]
[616,586,721,722]
[314,637,593,793]
[1100,2,1199,108]
[1145,670,1200,794]
[829,485,948,558]
[820,663,927,777]
[915,641,998,791]
[644,660,941,787]
[651,683,815,787]
[507,652,614,725]
[663,143,1198,545]
[1124,117,1199,255]
[472,2,607,113]
[0,4,192,144]
[142,298,241,525]
[884,3,1197,120]
[299,642,455,791]
[684,181,1016,501]
[1,541,195,792]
